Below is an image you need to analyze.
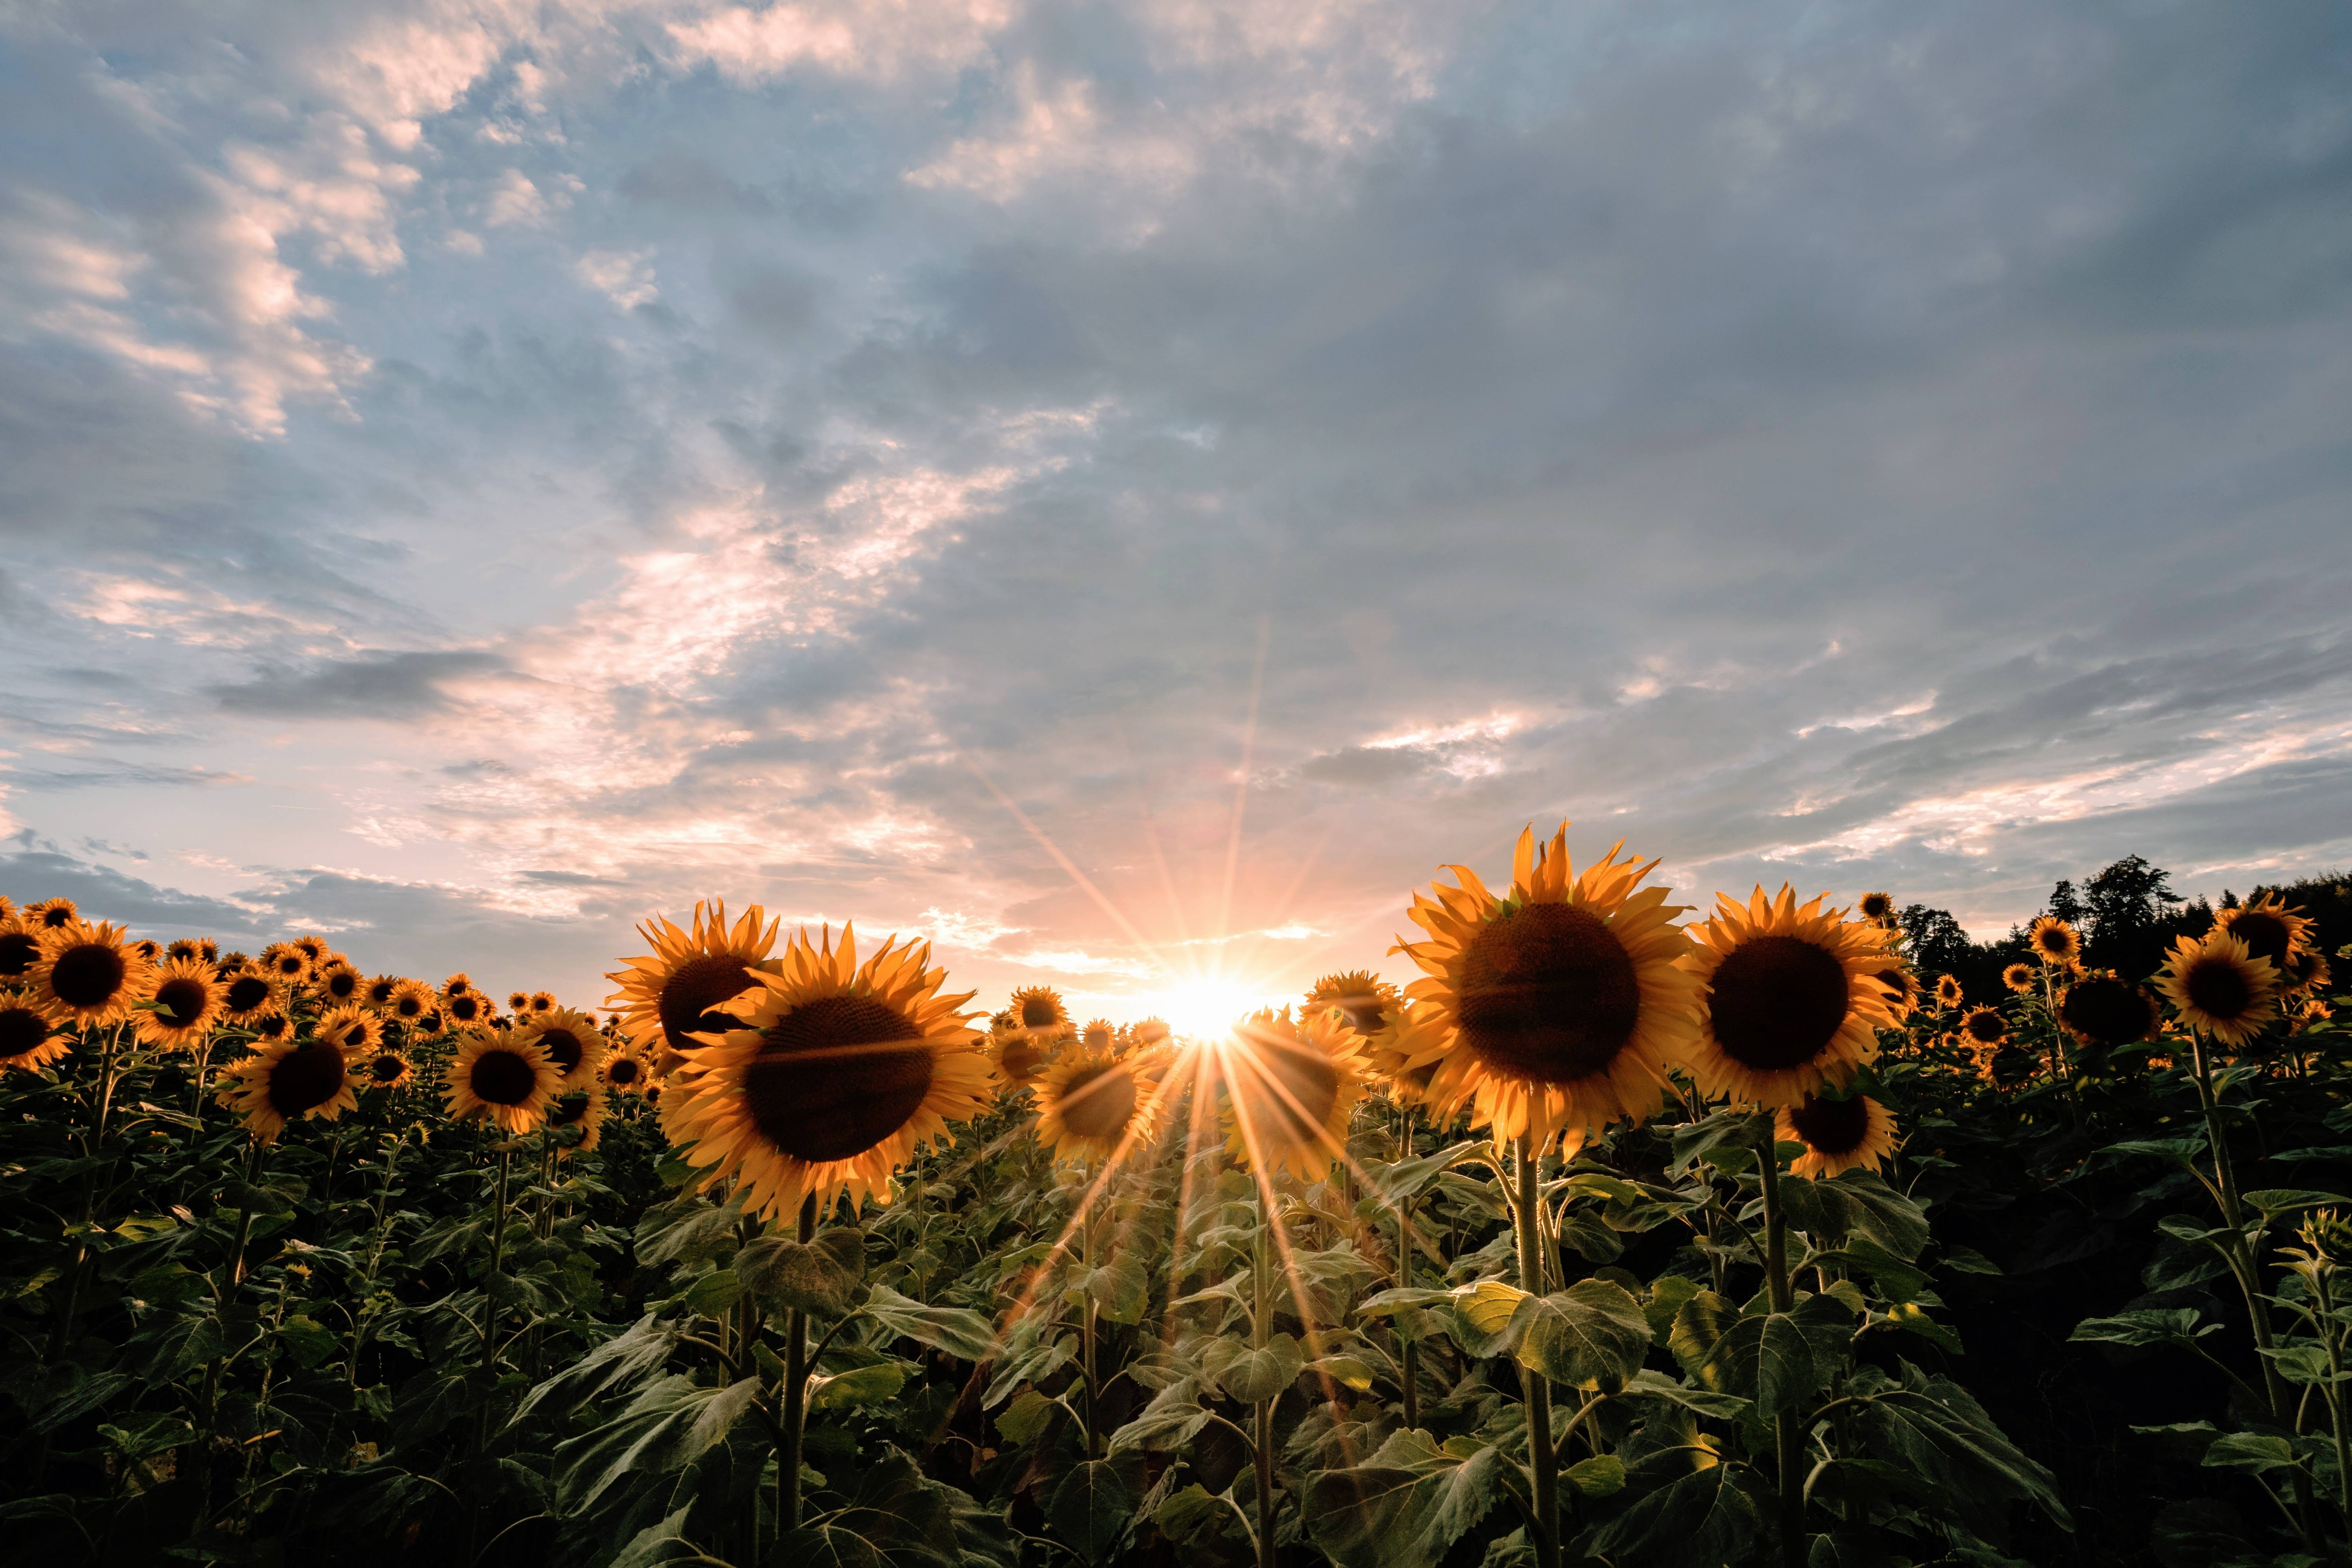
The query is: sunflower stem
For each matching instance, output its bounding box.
[1253,1198,1276,1568]
[1080,1183,1101,1461]
[473,1147,513,1460]
[777,1193,817,1557]
[1756,1120,1805,1568]
[1515,1135,1560,1568]
[47,1023,126,1367]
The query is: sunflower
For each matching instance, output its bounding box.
[2027,917,2080,967]
[2217,894,2311,973]
[1933,974,1965,1011]
[360,1047,412,1091]
[2284,950,2331,997]
[355,974,397,1011]
[602,1048,651,1095]
[2002,962,2037,995]
[286,933,326,967]
[1008,984,1072,1039]
[1777,1093,1899,1179]
[166,939,201,962]
[2155,931,2279,1049]
[1679,887,1895,1108]
[547,1085,607,1155]
[1036,1046,1161,1165]
[2058,973,2158,1050]
[659,924,989,1223]
[1356,995,1451,1109]
[606,899,781,1056]
[1858,891,1896,925]
[2299,1001,2335,1030]
[446,1029,563,1132]
[314,1005,383,1057]
[519,1006,606,1090]
[441,973,475,998]
[0,918,40,983]
[216,1030,357,1143]
[132,939,162,963]
[1080,1017,1115,1052]
[0,988,70,1074]
[1958,1005,2008,1048]
[1219,1007,1366,1181]
[1132,1017,1172,1050]
[442,989,492,1031]
[259,943,311,985]
[508,990,531,1014]
[0,894,13,922]
[31,920,156,1028]
[386,979,435,1028]
[990,1024,1055,1086]
[1306,969,1401,1041]
[527,991,556,1014]
[316,963,364,1006]
[137,956,228,1050]
[25,897,78,930]
[1870,962,1921,1019]
[1397,824,1699,1151]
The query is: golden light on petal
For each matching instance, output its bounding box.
[1777,1093,1898,1179]
[0,918,44,983]
[1933,974,1965,1010]
[446,1029,563,1132]
[1036,1047,1161,1165]
[1217,1006,1365,1182]
[2002,962,2037,994]
[1680,887,1895,1107]
[0,987,71,1074]
[2215,894,2311,973]
[519,1006,607,1090]
[217,1030,357,1143]
[32,920,156,1027]
[605,898,780,1055]
[2155,930,2279,1048]
[2028,916,2081,967]
[1959,1005,2008,1047]
[137,955,228,1050]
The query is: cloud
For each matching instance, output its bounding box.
[209,650,508,717]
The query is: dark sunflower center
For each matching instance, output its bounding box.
[1786,1095,1869,1154]
[225,975,273,1013]
[367,982,396,1006]
[1248,1042,1341,1143]
[267,1042,346,1117]
[334,1020,373,1051]
[325,971,357,999]
[1861,895,1892,919]
[2036,929,2071,956]
[1874,969,1911,1002]
[1705,934,1851,1072]
[608,1057,641,1085]
[657,954,757,1048]
[1020,997,1060,1029]
[1083,1026,1112,1050]
[274,954,306,978]
[471,1048,540,1106]
[369,1054,405,1083]
[2230,912,2291,969]
[1455,902,1641,1084]
[153,977,210,1025]
[1058,1064,1136,1141]
[394,994,425,1019]
[2186,956,2256,1021]
[0,1006,53,1058]
[41,907,74,928]
[51,943,129,1008]
[2290,952,2320,985]
[999,1037,1044,1079]
[0,932,38,978]
[450,995,484,1022]
[743,994,932,1164]
[1963,1010,2007,1045]
[536,1027,585,1073]
[1339,998,1387,1035]
[550,1092,589,1127]
[2060,978,2155,1048]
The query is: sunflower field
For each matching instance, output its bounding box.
[1,830,2348,1568]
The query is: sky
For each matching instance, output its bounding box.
[2,0,2349,1029]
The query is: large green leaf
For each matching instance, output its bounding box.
[1048,1459,1133,1564]
[516,1316,679,1422]
[551,1372,763,1514]
[862,1284,996,1360]
[809,1360,906,1414]
[1449,1280,1536,1360]
[2069,1308,2218,1349]
[1670,1291,1852,1415]
[1578,1461,1771,1568]
[1516,1279,1650,1391]
[1850,1363,2068,1535]
[1217,1333,1306,1403]
[1815,1170,1932,1260]
[1305,1428,1509,1568]
[738,1227,866,1315]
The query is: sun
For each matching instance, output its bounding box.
[1155,974,1279,1039]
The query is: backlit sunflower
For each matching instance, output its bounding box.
[508,991,531,1014]
[32,920,156,1027]
[602,1047,651,1095]
[217,1031,357,1143]
[1132,1018,1171,1050]
[0,895,12,922]
[132,939,162,963]
[0,988,70,1074]
[2058,973,2158,1051]
[2155,931,2279,1049]
[0,918,43,983]
[198,939,219,965]
[519,1006,605,1090]
[1680,887,1895,1108]
[259,943,312,985]
[1219,1007,1366,1181]
[2217,894,2312,973]
[1933,974,1965,1011]
[446,1029,562,1133]
[1008,984,1072,1039]
[1871,962,1920,1019]
[659,924,989,1223]
[360,974,401,1011]
[165,939,200,962]
[2002,962,2037,995]
[2027,917,2080,967]
[990,1023,1055,1086]
[2285,950,2332,997]
[137,956,228,1050]
[442,990,492,1030]
[315,1005,383,1057]
[1036,1046,1161,1165]
[1777,1093,1899,1179]
[386,979,435,1029]
[249,1011,292,1043]
[316,963,364,1006]
[291,934,331,969]
[606,899,781,1056]
[1858,891,1897,925]
[547,1085,607,1155]
[1080,1017,1115,1052]
[527,991,556,1014]
[26,898,78,930]
[1959,1005,2008,1048]
[1306,969,1401,1042]
[1357,995,1450,1109]
[442,973,475,998]
[1397,824,1699,1152]
[360,1048,412,1091]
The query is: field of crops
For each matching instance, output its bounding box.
[1,828,2347,1568]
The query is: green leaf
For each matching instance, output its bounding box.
[1672,1292,1852,1415]
[607,1503,705,1567]
[1153,1484,1226,1546]
[1219,1333,1306,1403]
[2069,1308,2218,1348]
[737,1227,866,1315]
[2202,1432,2299,1473]
[1669,1107,1765,1175]
[1851,1364,2068,1534]
[1818,1170,1931,1260]
[809,1360,906,1414]
[1516,1279,1651,1391]
[680,1268,743,1317]
[276,1313,339,1369]
[1557,1210,1624,1264]
[515,1316,678,1423]
[1449,1280,1535,1359]
[1107,1390,1211,1455]
[1880,1301,1963,1355]
[1315,1355,1378,1392]
[1942,1245,2003,1276]
[862,1284,996,1361]
[1581,1462,1771,1568]
[550,1373,763,1514]
[2242,1189,2352,1220]
[1357,1286,1457,1319]
[1304,1428,1508,1568]
[995,1389,1057,1447]
[1048,1459,1132,1564]
[1564,1454,1625,1498]
[1645,1276,1702,1344]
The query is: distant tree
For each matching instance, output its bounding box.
[2220,889,2240,909]
[2046,879,2086,926]
[1899,904,1973,978]
[2080,855,2186,980]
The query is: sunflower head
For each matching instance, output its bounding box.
[2156,931,2279,1049]
[198,939,219,964]
[166,939,200,961]
[602,1048,651,1095]
[357,974,397,1011]
[2058,973,2158,1050]
[260,942,312,983]
[139,955,228,1050]
[382,978,433,1026]
[32,920,156,1027]
[520,1007,606,1089]
[990,1025,1055,1086]
[528,991,556,1014]
[442,973,474,997]
[1008,985,1072,1040]
[361,1048,412,1090]
[1399,824,1698,1150]
[249,1011,292,1042]
[443,990,492,1030]
[216,1029,357,1144]
[1133,1017,1171,1050]
[1871,963,1920,1019]
[2028,917,2081,967]
[0,987,70,1075]
[2217,894,2311,973]
[1216,1007,1366,1180]
[446,1029,563,1133]
[2285,950,2331,996]
[1959,1005,2008,1047]
[1357,995,1451,1109]
[316,1005,384,1057]
[1777,1093,1898,1179]
[0,918,40,983]
[546,1085,607,1155]
[1080,1017,1115,1052]
[606,899,781,1056]
[305,963,354,1006]
[508,991,531,1013]
[1932,974,1965,1011]
[1037,1047,1161,1166]
[27,898,78,930]
[660,925,989,1223]
[1306,969,1400,1041]
[1858,891,1896,924]
[1680,888,1895,1108]
[2001,962,2037,995]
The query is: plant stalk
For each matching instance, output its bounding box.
[1516,1135,1559,1568]
[1757,1121,1804,1568]
[1253,1198,1276,1568]
[777,1193,817,1556]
